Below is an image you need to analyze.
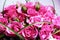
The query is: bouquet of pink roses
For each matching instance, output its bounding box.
[0,1,60,40]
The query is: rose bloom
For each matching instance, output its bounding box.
[45,6,55,14]
[4,5,18,18]
[52,16,60,27]
[19,26,38,40]
[27,8,39,17]
[26,15,43,28]
[43,11,55,22]
[18,13,26,22]
[39,24,54,40]
[0,17,8,25]
[27,15,41,24]
[38,5,55,15]
[0,13,8,24]
[38,5,46,15]
[4,21,24,37]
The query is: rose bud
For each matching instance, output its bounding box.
[14,18,20,22]
[21,6,27,13]
[35,3,40,11]
[16,4,18,9]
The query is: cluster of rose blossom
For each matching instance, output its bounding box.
[0,2,60,40]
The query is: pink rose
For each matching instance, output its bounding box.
[45,6,55,14]
[4,21,24,37]
[0,13,8,24]
[4,5,18,18]
[39,24,54,40]
[39,5,55,15]
[19,26,38,40]
[43,11,55,22]
[52,16,60,27]
[27,15,43,28]
[18,13,26,22]
[0,13,3,18]
[0,17,8,25]
[38,5,46,15]
[27,8,39,17]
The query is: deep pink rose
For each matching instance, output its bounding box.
[19,26,38,40]
[4,5,18,18]
[18,13,26,22]
[0,17,8,25]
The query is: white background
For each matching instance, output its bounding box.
[0,0,60,16]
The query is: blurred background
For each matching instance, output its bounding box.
[0,0,60,16]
